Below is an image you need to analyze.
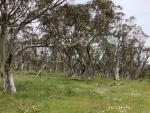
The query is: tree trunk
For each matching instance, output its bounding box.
[3,70,16,93]
[21,62,24,71]
[115,60,120,80]
[3,54,16,93]
[0,29,16,93]
[0,29,6,73]
[37,63,47,76]
[114,43,120,80]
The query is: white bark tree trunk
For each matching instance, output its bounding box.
[3,71,16,93]
[0,28,16,93]
[115,60,120,80]
[114,43,120,80]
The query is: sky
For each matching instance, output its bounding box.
[73,0,150,47]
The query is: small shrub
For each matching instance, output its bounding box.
[64,87,74,96]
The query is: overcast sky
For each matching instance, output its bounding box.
[73,0,150,47]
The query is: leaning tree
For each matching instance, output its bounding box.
[0,0,65,92]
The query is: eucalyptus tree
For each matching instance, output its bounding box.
[0,0,65,92]
[109,14,149,80]
[39,3,89,77]
[18,0,149,81]
[39,0,132,79]
[130,29,149,79]
[63,0,125,79]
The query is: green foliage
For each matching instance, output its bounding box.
[0,71,150,113]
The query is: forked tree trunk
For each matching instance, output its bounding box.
[1,57,16,93]
[3,55,16,93]
[3,70,16,93]
[84,63,93,80]
[0,33,16,93]
[37,63,47,76]
[0,7,16,92]
[68,65,75,77]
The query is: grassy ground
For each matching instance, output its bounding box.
[0,71,150,113]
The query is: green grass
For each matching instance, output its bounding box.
[0,71,150,113]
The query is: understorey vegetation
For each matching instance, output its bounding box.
[0,72,149,113]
